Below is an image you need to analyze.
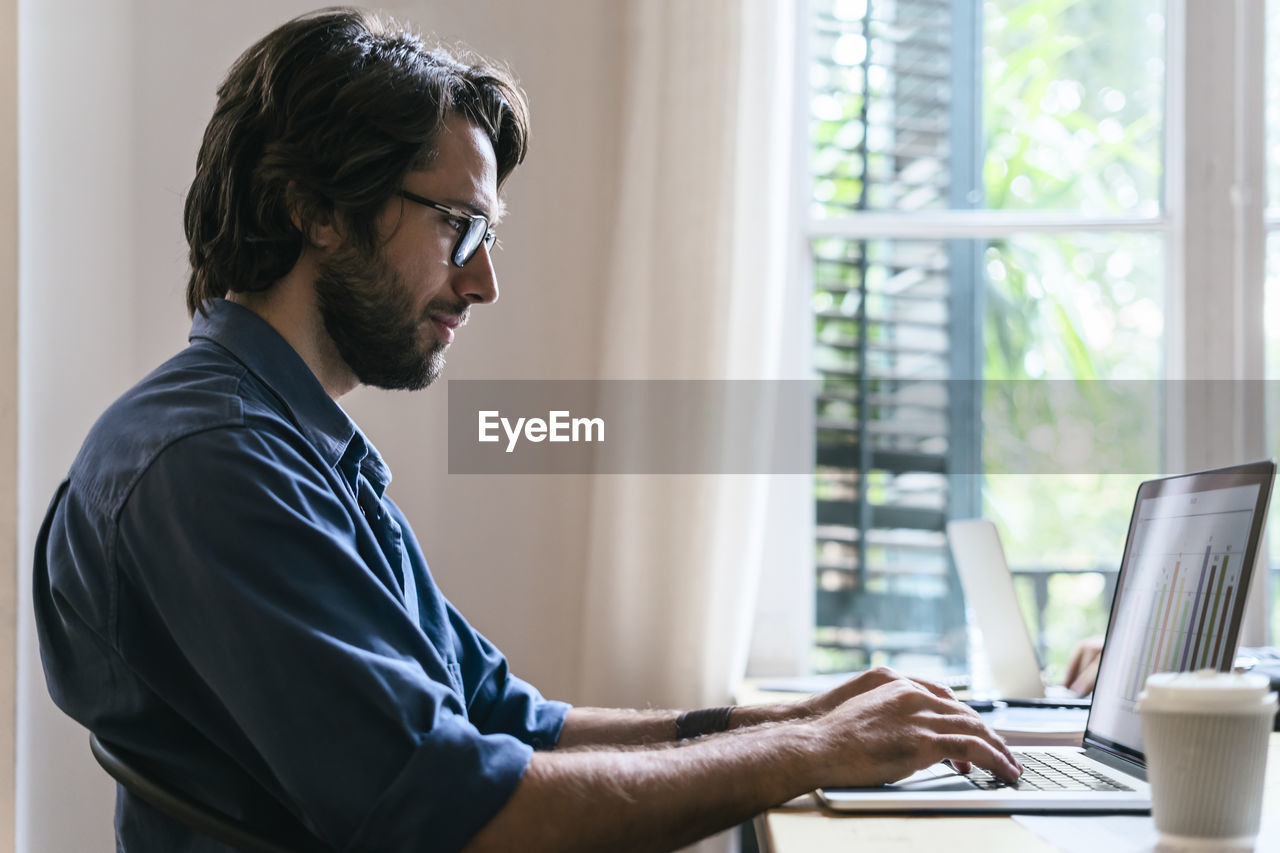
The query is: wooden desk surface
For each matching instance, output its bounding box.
[739,680,1280,853]
[760,811,1062,853]
[757,732,1280,852]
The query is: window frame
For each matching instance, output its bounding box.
[753,0,1275,677]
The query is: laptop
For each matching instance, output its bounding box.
[947,518,1061,700]
[817,459,1276,813]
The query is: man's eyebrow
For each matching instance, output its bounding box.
[443,196,506,225]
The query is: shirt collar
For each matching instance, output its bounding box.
[188,299,391,496]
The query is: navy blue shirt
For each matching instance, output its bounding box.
[33,299,569,852]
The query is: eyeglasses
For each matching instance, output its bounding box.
[395,189,496,267]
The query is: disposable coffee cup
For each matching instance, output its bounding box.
[1137,670,1277,850]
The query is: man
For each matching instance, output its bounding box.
[33,8,1021,852]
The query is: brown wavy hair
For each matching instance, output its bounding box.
[183,7,529,315]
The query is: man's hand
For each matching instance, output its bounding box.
[811,677,1022,787]
[1063,635,1104,696]
[802,665,963,718]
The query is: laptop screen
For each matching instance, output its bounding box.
[1085,461,1275,762]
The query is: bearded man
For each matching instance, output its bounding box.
[33,8,1020,852]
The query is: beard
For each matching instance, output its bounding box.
[313,243,467,391]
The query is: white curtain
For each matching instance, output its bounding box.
[579,0,795,715]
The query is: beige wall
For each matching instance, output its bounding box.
[1,0,17,847]
[121,0,625,702]
[16,2,625,851]
[19,0,146,849]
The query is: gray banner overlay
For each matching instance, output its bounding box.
[446,380,1277,475]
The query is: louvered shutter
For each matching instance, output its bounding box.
[810,0,982,671]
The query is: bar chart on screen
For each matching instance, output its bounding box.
[1120,543,1242,702]
[1103,485,1260,706]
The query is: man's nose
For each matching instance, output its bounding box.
[455,244,499,305]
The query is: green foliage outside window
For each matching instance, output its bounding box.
[811,0,1170,678]
[981,0,1164,676]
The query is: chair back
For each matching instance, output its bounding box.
[89,733,317,853]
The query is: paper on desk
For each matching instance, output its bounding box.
[1013,816,1156,852]
[980,706,1088,746]
[1014,813,1280,852]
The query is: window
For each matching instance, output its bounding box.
[804,0,1275,679]
[1263,0,1280,645]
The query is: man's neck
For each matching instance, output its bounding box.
[226,256,359,400]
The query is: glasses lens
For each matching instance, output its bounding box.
[454,218,489,266]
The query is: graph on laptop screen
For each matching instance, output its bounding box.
[1089,482,1261,749]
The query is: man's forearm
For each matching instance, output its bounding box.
[469,671,1023,852]
[556,702,815,749]
[465,719,821,853]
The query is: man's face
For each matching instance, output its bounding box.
[314,113,501,390]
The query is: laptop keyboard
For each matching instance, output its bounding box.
[965,751,1134,792]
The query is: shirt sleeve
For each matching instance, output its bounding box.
[386,500,570,751]
[114,425,530,853]
[448,599,569,749]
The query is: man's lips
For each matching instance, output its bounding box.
[428,313,465,344]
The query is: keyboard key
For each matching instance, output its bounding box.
[963,750,1134,793]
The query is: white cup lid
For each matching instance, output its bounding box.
[1137,669,1277,714]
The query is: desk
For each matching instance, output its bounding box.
[753,732,1280,852]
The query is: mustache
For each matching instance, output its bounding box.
[423,298,471,325]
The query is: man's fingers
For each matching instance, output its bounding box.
[928,709,1019,767]
[903,682,987,724]
[910,692,1025,784]
[821,683,1023,788]
[863,667,961,704]
[861,666,905,690]
[935,733,1021,783]
[886,688,1020,771]
[910,676,958,703]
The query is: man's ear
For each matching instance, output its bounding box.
[286,181,341,250]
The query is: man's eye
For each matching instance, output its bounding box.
[445,216,467,233]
